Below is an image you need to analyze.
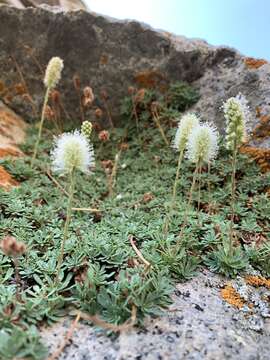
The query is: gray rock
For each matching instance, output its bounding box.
[0,0,87,11]
[0,5,269,148]
[41,271,270,360]
[0,6,213,124]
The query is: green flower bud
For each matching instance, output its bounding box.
[81,121,93,142]
[223,93,250,151]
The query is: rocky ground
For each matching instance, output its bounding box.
[41,270,270,360]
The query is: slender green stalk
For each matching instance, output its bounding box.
[131,96,139,133]
[173,162,199,255]
[196,163,202,226]
[207,162,211,195]
[55,168,75,283]
[163,149,184,236]
[103,98,114,129]
[78,89,85,124]
[13,255,21,301]
[131,97,144,147]
[197,163,202,211]
[229,140,237,254]
[108,150,121,197]
[31,87,50,167]
[152,109,169,146]
[207,162,212,212]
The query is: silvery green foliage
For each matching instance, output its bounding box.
[186,123,219,164]
[172,113,200,152]
[44,57,64,89]
[223,93,250,150]
[51,131,95,174]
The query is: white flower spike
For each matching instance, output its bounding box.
[187,123,219,164]
[44,57,64,89]
[173,113,200,152]
[51,131,95,174]
[223,93,250,150]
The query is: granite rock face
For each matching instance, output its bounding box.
[0,101,26,190]
[0,5,269,151]
[42,271,270,360]
[0,0,86,11]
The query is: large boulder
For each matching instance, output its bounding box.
[0,6,219,123]
[0,101,27,190]
[0,5,269,161]
[0,0,87,11]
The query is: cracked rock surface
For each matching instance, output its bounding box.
[41,270,270,360]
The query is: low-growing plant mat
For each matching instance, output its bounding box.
[0,120,269,359]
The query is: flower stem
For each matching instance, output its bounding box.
[163,149,184,236]
[13,255,21,301]
[229,142,237,254]
[173,162,199,255]
[197,163,202,211]
[197,163,202,226]
[31,87,50,167]
[104,98,114,129]
[77,89,85,124]
[108,150,121,197]
[151,109,169,146]
[131,96,139,133]
[207,162,212,212]
[55,168,75,283]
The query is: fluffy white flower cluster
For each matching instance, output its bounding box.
[44,57,64,89]
[173,113,200,152]
[223,93,250,150]
[51,131,95,174]
[186,123,219,164]
[173,112,219,164]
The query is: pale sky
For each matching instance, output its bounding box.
[87,0,270,60]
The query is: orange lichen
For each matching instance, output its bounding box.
[14,83,27,95]
[0,166,19,190]
[0,103,26,191]
[0,80,6,94]
[255,106,261,118]
[134,70,168,92]
[240,145,270,172]
[244,57,268,69]
[0,147,23,158]
[99,54,109,65]
[245,275,270,289]
[241,106,270,171]
[3,94,13,104]
[252,114,270,141]
[221,284,246,309]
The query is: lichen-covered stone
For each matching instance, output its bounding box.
[0,101,26,189]
[41,271,270,360]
